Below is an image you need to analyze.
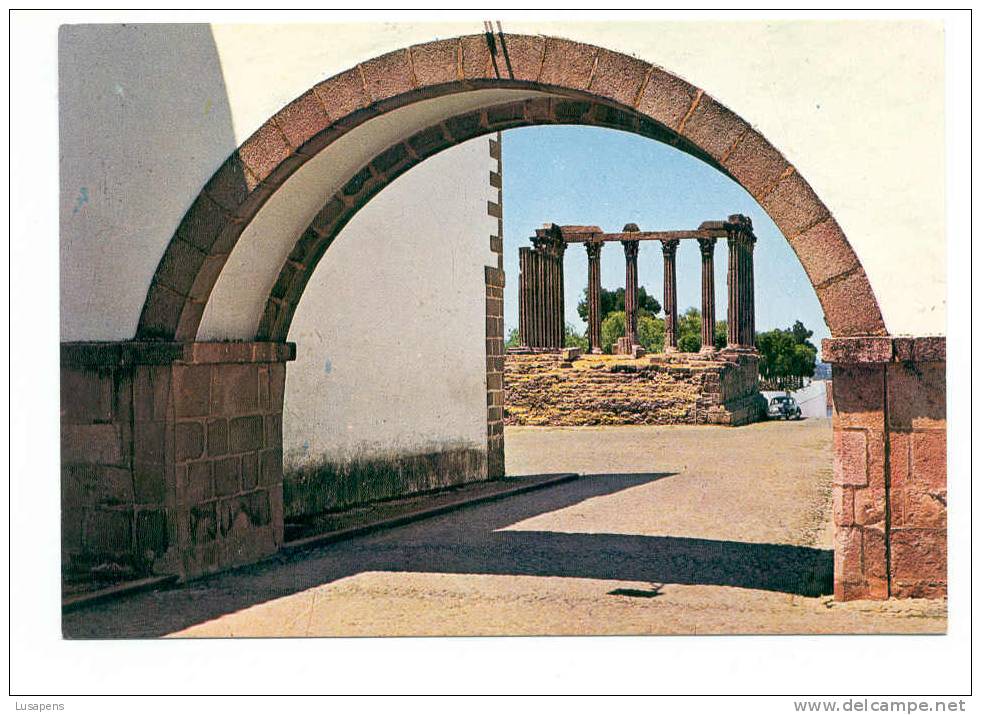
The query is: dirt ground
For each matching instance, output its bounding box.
[63,418,946,638]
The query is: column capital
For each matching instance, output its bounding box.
[697,236,717,257]
[725,214,756,248]
[585,240,603,259]
[725,213,753,232]
[661,238,680,258]
[621,240,639,260]
[532,231,566,257]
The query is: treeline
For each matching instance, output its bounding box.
[505,286,819,389]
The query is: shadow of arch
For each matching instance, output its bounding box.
[62,472,832,638]
[135,33,886,343]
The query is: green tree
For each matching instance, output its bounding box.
[600,311,665,354]
[505,327,521,349]
[664,307,727,353]
[600,311,626,354]
[675,306,703,352]
[637,315,665,353]
[714,320,728,350]
[791,320,813,346]
[577,286,661,323]
[756,321,818,390]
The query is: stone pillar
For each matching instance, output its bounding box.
[698,237,717,352]
[61,341,295,582]
[526,241,543,349]
[727,231,739,348]
[726,215,755,350]
[552,235,567,348]
[543,237,554,347]
[662,239,680,352]
[518,247,530,347]
[621,228,640,351]
[823,336,946,601]
[585,241,603,354]
[530,231,565,350]
[518,245,545,349]
[533,242,545,347]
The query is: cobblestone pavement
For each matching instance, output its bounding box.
[64,419,945,637]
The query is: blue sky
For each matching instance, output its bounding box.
[501,125,829,351]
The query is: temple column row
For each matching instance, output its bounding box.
[518,216,755,354]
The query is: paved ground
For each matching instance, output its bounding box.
[63,418,946,638]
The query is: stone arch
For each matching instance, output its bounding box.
[136,33,886,342]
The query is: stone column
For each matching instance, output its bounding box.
[726,232,741,349]
[518,247,530,347]
[553,236,567,349]
[726,215,755,350]
[662,239,680,352]
[531,231,565,350]
[585,241,603,354]
[621,223,641,350]
[531,240,545,348]
[622,240,640,348]
[698,237,717,352]
[540,248,548,347]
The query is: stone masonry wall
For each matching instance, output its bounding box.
[486,132,506,478]
[505,351,765,427]
[824,336,946,600]
[62,342,293,585]
[170,351,287,578]
[62,358,172,585]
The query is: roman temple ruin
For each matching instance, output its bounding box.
[506,215,766,426]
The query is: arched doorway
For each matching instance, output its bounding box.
[138,34,884,342]
[65,33,944,603]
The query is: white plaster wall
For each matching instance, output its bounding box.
[59,24,241,341]
[60,21,945,341]
[282,136,498,466]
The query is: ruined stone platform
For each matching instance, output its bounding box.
[504,350,766,427]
